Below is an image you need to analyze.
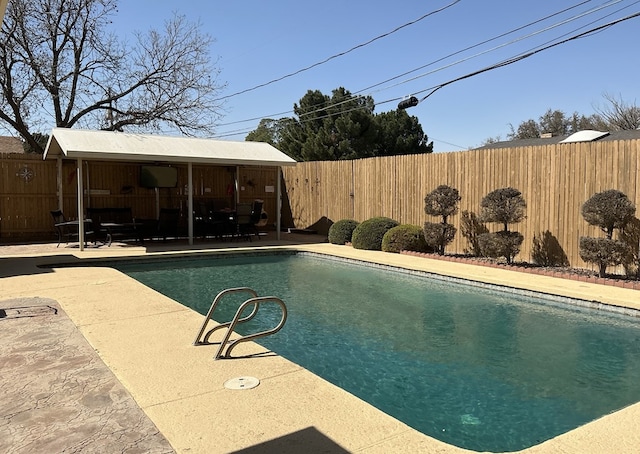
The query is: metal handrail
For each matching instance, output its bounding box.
[214,296,288,360]
[192,287,259,346]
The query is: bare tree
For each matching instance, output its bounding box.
[0,0,226,153]
[593,93,640,131]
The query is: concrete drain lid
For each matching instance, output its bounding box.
[224,376,260,390]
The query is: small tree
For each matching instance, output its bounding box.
[579,189,636,277]
[478,187,526,264]
[423,185,460,255]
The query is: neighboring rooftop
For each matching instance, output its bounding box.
[474,129,640,150]
[0,136,24,154]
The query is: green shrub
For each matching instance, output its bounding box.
[351,217,399,251]
[478,231,524,264]
[328,219,359,245]
[422,222,456,255]
[382,224,431,253]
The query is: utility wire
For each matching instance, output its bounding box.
[216,0,606,129]
[354,0,596,95]
[212,0,461,102]
[214,6,639,140]
[363,0,631,95]
[400,11,640,105]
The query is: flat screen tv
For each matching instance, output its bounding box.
[140,165,178,188]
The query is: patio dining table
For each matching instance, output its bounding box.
[99,221,145,246]
[54,219,94,247]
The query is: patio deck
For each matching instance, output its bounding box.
[1,234,640,453]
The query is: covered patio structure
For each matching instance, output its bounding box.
[43,128,296,250]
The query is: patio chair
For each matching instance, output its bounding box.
[157,208,181,241]
[234,202,254,241]
[50,210,94,247]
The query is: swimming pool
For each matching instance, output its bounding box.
[116,251,640,452]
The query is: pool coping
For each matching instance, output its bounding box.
[3,241,640,453]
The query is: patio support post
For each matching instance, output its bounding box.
[276,166,281,240]
[188,162,193,245]
[56,157,63,210]
[235,165,240,207]
[77,158,85,251]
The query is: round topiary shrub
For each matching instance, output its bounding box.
[328,219,359,245]
[423,222,456,255]
[382,224,431,253]
[478,231,524,264]
[351,217,399,251]
[579,236,626,278]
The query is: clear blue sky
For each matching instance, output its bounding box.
[113,0,640,152]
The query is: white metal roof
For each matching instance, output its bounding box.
[43,128,297,166]
[559,130,610,143]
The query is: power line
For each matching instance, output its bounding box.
[354,0,597,95]
[215,0,611,130]
[214,5,640,142]
[403,11,640,106]
[212,1,461,102]
[365,0,634,96]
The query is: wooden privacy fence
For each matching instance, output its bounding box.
[282,140,640,268]
[0,153,280,241]
[2,140,639,269]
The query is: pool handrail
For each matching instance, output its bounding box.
[214,296,288,359]
[192,287,259,346]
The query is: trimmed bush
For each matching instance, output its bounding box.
[382,224,431,253]
[422,222,456,255]
[479,187,526,228]
[478,231,524,264]
[581,189,635,239]
[478,187,526,263]
[328,219,359,245]
[351,217,399,251]
[580,189,636,276]
[424,185,460,255]
[579,237,626,277]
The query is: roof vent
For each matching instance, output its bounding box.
[560,130,609,143]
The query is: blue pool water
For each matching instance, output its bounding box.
[115,252,640,452]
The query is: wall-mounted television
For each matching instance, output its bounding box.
[140,165,178,188]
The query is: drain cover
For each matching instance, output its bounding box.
[224,376,260,390]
